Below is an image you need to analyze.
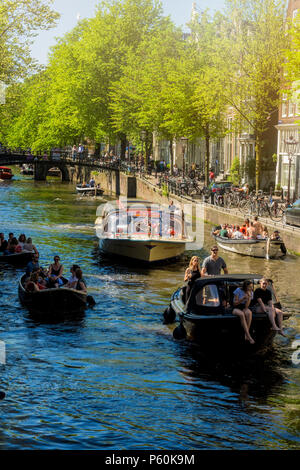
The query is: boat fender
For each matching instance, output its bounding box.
[163,306,176,324]
[87,295,96,306]
[280,243,287,255]
[173,324,186,340]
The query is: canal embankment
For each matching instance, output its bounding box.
[94,169,300,255]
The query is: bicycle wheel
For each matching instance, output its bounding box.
[270,203,284,221]
[239,198,250,214]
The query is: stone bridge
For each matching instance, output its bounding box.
[0,152,110,183]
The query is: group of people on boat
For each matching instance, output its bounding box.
[213,217,282,241]
[24,254,87,293]
[0,232,38,255]
[184,248,285,344]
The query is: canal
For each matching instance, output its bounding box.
[0,167,299,450]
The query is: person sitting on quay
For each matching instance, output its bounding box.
[252,278,285,336]
[201,246,228,277]
[270,230,281,241]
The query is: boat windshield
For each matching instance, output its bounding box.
[195,284,220,307]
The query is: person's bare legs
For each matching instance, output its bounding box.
[233,308,255,344]
[275,308,286,336]
[266,306,280,331]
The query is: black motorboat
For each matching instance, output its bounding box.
[0,251,33,266]
[164,274,291,354]
[18,274,88,316]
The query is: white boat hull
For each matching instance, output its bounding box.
[215,237,285,258]
[99,238,186,262]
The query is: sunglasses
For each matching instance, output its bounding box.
[211,249,218,252]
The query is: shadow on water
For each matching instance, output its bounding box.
[176,340,288,403]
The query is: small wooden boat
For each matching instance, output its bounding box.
[0,251,33,266]
[95,200,194,263]
[164,274,291,355]
[0,166,13,180]
[212,232,286,259]
[20,164,34,175]
[47,167,61,177]
[18,274,88,316]
[76,184,104,196]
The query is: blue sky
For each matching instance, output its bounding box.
[31,0,226,64]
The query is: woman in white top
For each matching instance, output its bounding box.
[23,237,38,254]
[232,280,255,344]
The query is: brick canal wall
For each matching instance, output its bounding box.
[94,171,300,255]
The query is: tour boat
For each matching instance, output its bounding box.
[20,164,34,175]
[76,184,104,196]
[212,232,287,258]
[18,274,88,316]
[164,274,291,354]
[95,200,194,263]
[0,166,13,180]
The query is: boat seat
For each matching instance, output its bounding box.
[180,286,187,304]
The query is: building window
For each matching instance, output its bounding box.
[281,161,295,189]
[282,94,288,117]
[288,100,294,117]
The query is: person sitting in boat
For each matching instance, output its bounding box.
[23,237,38,254]
[262,226,269,239]
[75,268,87,293]
[0,233,8,253]
[219,224,229,238]
[6,237,21,254]
[233,226,245,239]
[239,224,247,236]
[253,216,263,237]
[6,233,14,251]
[25,272,40,293]
[31,267,47,289]
[47,256,65,288]
[201,246,228,277]
[82,182,89,188]
[18,234,26,250]
[252,278,285,336]
[232,280,255,344]
[246,222,257,239]
[184,256,201,302]
[26,253,41,277]
[66,264,80,289]
[270,230,281,241]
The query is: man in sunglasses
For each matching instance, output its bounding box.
[201,246,228,277]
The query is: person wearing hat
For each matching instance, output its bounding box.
[270,230,281,241]
[201,246,228,277]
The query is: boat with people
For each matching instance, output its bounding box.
[95,199,194,263]
[0,251,33,266]
[20,164,34,175]
[164,274,291,354]
[0,166,13,180]
[76,183,104,196]
[212,223,287,259]
[18,274,88,316]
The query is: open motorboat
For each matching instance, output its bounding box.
[20,164,34,175]
[95,200,194,263]
[76,184,104,196]
[18,274,88,316]
[0,166,13,180]
[0,251,34,266]
[164,274,291,354]
[212,230,286,259]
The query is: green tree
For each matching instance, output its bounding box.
[216,0,288,191]
[0,0,59,83]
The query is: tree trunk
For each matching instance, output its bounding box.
[205,124,210,187]
[169,138,173,175]
[120,133,127,160]
[255,137,261,193]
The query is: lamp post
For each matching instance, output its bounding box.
[180,137,188,178]
[140,130,147,173]
[284,135,299,204]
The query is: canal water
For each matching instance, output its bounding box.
[0,167,299,450]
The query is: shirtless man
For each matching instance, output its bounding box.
[247,222,257,239]
[253,216,263,236]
